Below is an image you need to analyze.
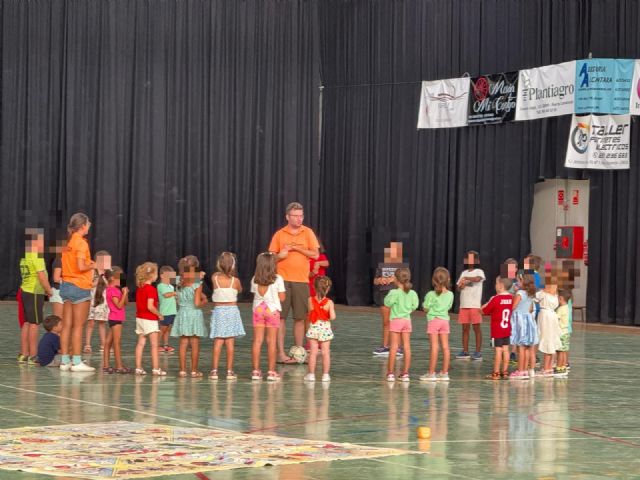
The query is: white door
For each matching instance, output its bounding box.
[530,179,589,308]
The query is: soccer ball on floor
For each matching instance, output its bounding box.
[289,346,307,364]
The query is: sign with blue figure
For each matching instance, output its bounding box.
[574,59,634,114]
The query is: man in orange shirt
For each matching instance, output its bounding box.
[269,202,319,363]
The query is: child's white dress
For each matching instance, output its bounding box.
[536,291,562,354]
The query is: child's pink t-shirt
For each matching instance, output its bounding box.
[106,286,125,321]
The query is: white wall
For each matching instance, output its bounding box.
[530,179,589,308]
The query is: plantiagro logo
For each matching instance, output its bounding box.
[522,81,574,102]
[571,121,591,154]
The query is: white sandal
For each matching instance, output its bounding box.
[135,368,147,375]
[152,369,167,376]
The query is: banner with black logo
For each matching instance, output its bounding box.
[468,71,518,125]
[565,114,630,169]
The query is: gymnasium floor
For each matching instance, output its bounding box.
[0,303,639,479]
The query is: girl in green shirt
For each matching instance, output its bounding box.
[384,268,419,382]
[421,267,454,382]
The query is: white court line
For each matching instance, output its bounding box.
[0,405,69,424]
[0,383,238,433]
[370,458,482,480]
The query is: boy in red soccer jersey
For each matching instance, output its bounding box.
[481,277,514,379]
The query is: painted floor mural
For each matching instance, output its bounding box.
[0,421,411,478]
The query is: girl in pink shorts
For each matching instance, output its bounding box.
[250,253,286,382]
[421,268,454,382]
[383,268,419,382]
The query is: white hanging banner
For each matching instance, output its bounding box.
[630,59,640,115]
[565,114,631,169]
[515,61,575,120]
[417,77,470,129]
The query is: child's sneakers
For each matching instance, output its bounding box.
[553,367,569,378]
[226,371,237,381]
[251,370,262,381]
[528,369,536,379]
[471,351,483,361]
[71,361,95,372]
[209,369,219,380]
[437,372,450,382]
[304,373,316,382]
[399,372,410,382]
[373,346,389,356]
[386,373,396,382]
[420,372,437,382]
[17,354,27,364]
[266,371,280,382]
[509,370,529,380]
[456,351,471,360]
[27,356,39,366]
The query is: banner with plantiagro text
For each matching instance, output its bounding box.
[416,57,638,169]
[515,61,575,121]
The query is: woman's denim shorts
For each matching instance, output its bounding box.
[59,282,92,304]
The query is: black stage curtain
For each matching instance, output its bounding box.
[318,0,640,324]
[2,0,639,324]
[0,0,320,296]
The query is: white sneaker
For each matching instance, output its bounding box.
[70,361,95,372]
[420,373,437,382]
[304,373,316,382]
[528,369,535,378]
[321,374,331,382]
[437,373,450,382]
[59,363,72,372]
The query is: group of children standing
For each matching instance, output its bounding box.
[379,251,574,383]
[28,245,336,383]
[21,214,574,385]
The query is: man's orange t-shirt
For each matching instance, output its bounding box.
[269,226,319,283]
[61,232,93,289]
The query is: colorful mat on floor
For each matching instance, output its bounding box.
[0,421,410,478]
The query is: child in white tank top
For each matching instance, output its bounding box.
[209,252,245,380]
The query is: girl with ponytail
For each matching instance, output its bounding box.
[384,267,419,383]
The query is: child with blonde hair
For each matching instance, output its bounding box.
[157,266,177,353]
[134,262,166,376]
[554,289,572,378]
[171,255,208,377]
[304,276,336,383]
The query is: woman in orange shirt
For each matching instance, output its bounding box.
[59,213,97,372]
